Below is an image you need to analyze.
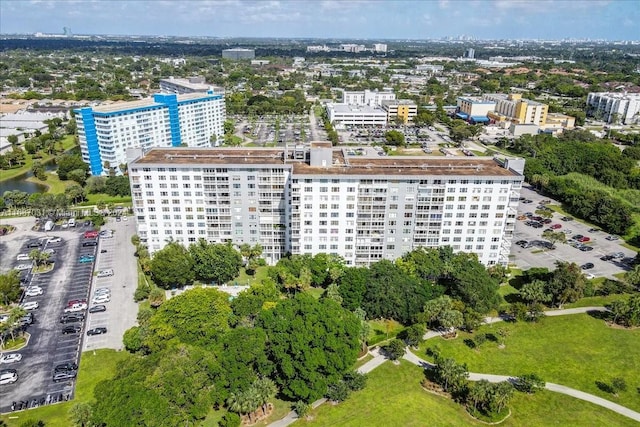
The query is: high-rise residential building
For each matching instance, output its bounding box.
[464,48,475,59]
[586,92,640,124]
[221,48,255,60]
[75,91,225,175]
[127,144,524,267]
[373,43,388,53]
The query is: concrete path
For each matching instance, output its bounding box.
[404,350,640,423]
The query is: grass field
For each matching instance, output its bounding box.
[367,319,405,346]
[295,360,638,426]
[232,266,272,287]
[0,349,130,427]
[419,314,640,413]
[26,171,72,193]
[0,135,77,182]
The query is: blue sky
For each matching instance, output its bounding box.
[1,0,637,40]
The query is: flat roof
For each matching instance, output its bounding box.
[132,147,520,178]
[160,78,210,90]
[328,104,386,114]
[457,97,496,104]
[88,93,220,114]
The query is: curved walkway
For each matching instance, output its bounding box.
[270,306,631,426]
[403,349,640,423]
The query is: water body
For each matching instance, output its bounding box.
[0,163,56,194]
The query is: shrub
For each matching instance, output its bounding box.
[343,371,367,391]
[513,374,546,394]
[384,339,406,361]
[219,412,241,427]
[294,401,311,418]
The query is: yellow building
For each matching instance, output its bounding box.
[381,99,418,124]
[543,113,576,134]
[483,93,548,126]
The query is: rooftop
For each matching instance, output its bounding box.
[328,104,386,114]
[86,92,220,113]
[132,147,520,178]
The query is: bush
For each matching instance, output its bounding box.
[219,412,241,427]
[134,284,151,302]
[325,381,350,402]
[597,279,632,296]
[343,371,367,391]
[513,374,546,394]
[294,401,311,418]
[383,339,406,361]
[474,333,487,347]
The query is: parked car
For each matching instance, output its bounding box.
[67,299,87,307]
[0,369,18,385]
[92,295,111,304]
[53,371,77,382]
[79,256,95,264]
[61,325,82,334]
[47,237,62,243]
[600,255,614,261]
[606,235,620,241]
[87,327,107,336]
[588,228,600,233]
[54,362,77,373]
[26,241,42,248]
[560,216,574,221]
[25,287,43,297]
[43,248,56,255]
[579,246,594,252]
[64,303,87,313]
[611,252,625,259]
[14,264,33,271]
[581,263,595,270]
[88,305,106,313]
[0,353,22,364]
[550,224,562,229]
[84,231,99,239]
[97,269,114,278]
[20,301,39,311]
[16,254,31,261]
[60,314,84,323]
[577,236,591,242]
[82,240,98,247]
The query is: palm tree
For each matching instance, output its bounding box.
[227,391,247,420]
[254,378,277,416]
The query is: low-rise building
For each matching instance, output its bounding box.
[484,93,548,127]
[222,48,255,60]
[325,103,388,128]
[159,76,221,94]
[127,145,524,267]
[456,97,496,122]
[381,99,418,124]
[586,92,640,124]
[342,89,396,107]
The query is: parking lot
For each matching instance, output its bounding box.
[0,215,137,413]
[511,186,636,278]
[233,114,312,146]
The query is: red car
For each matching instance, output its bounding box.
[67,299,87,307]
[550,224,562,229]
[578,236,591,242]
[84,231,99,239]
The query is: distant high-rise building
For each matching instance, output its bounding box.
[464,48,475,59]
[586,92,640,124]
[222,48,255,60]
[75,92,225,175]
[159,76,222,95]
[373,43,387,53]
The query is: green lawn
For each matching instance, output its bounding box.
[200,398,292,426]
[419,314,640,412]
[80,193,132,206]
[26,171,72,193]
[0,135,77,182]
[367,319,405,346]
[1,349,130,427]
[295,360,638,426]
[231,266,271,286]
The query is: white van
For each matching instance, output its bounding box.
[0,371,18,385]
[16,254,31,261]
[44,220,54,232]
[68,218,76,227]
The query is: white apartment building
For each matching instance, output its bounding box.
[586,92,640,124]
[76,92,225,175]
[373,43,388,53]
[342,89,396,107]
[325,104,388,128]
[159,76,223,94]
[128,144,524,267]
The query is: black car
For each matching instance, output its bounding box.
[600,255,614,261]
[515,240,528,246]
[579,246,594,252]
[26,241,42,248]
[87,327,107,336]
[581,263,595,270]
[60,314,84,323]
[54,362,78,373]
[62,325,81,334]
[53,371,77,382]
[88,305,106,313]
[561,216,574,222]
[82,240,98,247]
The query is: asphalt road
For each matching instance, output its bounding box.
[510,186,636,278]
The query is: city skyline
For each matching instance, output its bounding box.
[1,0,638,41]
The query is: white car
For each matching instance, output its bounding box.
[20,301,39,310]
[0,371,18,384]
[25,287,43,297]
[97,269,114,278]
[47,236,62,243]
[14,264,33,271]
[0,353,22,364]
[99,230,113,238]
[43,248,56,255]
[92,295,111,304]
[122,216,128,221]
[64,303,88,313]
[16,254,31,261]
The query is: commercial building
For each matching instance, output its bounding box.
[342,89,396,107]
[325,104,388,128]
[380,99,418,124]
[543,113,575,133]
[373,43,388,53]
[76,92,225,175]
[128,144,524,267]
[222,48,255,60]
[586,92,640,124]
[159,77,222,94]
[484,93,548,127]
[456,97,495,123]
